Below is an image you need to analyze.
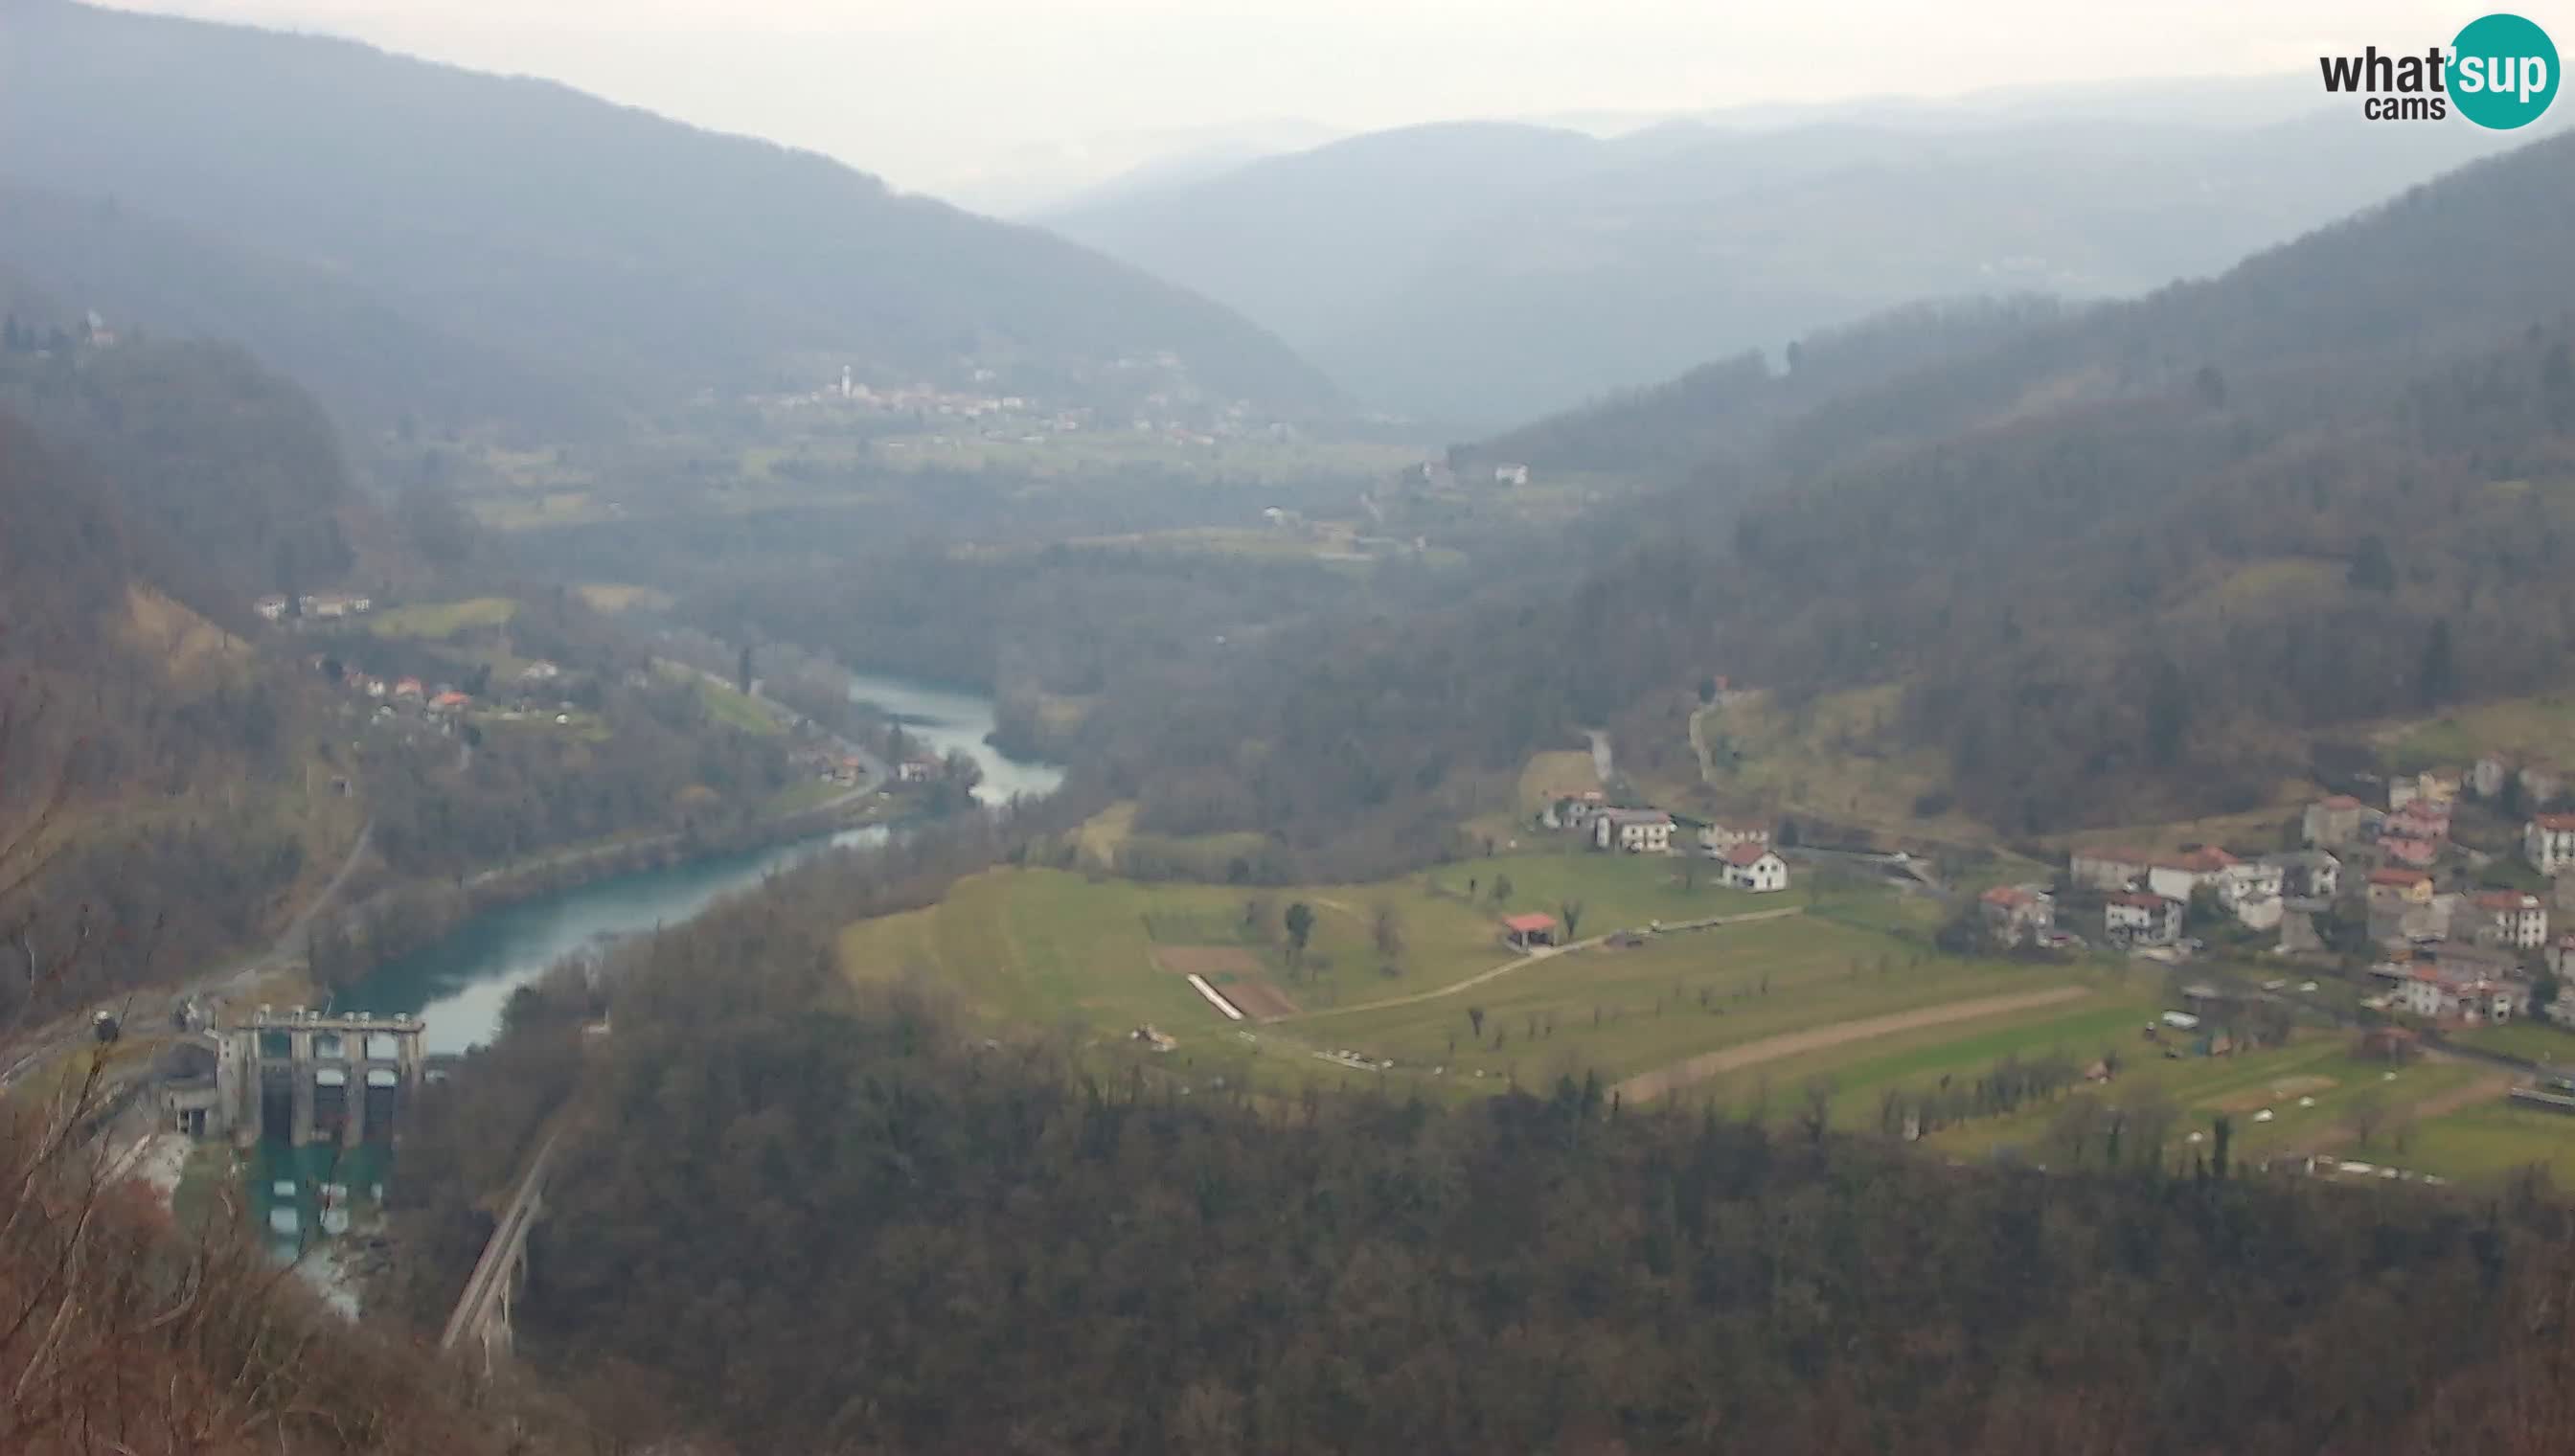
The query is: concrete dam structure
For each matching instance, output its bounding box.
[200,1009,427,1145]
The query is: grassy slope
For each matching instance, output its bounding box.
[366,596,517,639]
[1693,686,1990,841]
[2381,694,2575,774]
[2454,1020,2575,1067]
[2401,1101,2575,1186]
[836,851,2131,1106]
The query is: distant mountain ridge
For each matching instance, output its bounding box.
[1040,121,1611,360]
[0,0,1338,432]
[1050,104,2543,426]
[0,183,620,443]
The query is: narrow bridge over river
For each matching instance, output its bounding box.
[440,1129,560,1371]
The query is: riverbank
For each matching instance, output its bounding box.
[232,667,1060,1051]
[302,788,902,1004]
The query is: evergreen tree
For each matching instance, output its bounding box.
[2420,618,2456,707]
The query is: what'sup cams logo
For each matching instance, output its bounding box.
[2319,11,2559,126]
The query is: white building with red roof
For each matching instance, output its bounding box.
[1718,842,1789,893]
[2400,961,2526,1025]
[2147,847,2240,906]
[2104,891,2184,946]
[2069,847,2154,892]
[2526,813,2575,875]
[2302,795,2369,847]
[1978,884,2055,946]
[2469,890,2549,950]
[1592,809,1674,854]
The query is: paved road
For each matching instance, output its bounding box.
[1611,985,2098,1105]
[0,819,375,1092]
[270,819,374,967]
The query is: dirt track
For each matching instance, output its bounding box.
[2275,1068,2516,1159]
[1611,985,2096,1104]
[1223,980,1301,1020]
[1291,905,1808,1022]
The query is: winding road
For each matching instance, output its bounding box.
[1,818,376,1091]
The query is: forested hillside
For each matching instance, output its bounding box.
[0,335,365,618]
[1055,131,2575,853]
[1688,132,2575,830]
[1463,295,2074,483]
[0,332,813,1025]
[377,847,2575,1456]
[0,183,619,442]
[0,399,330,1022]
[0,1,1336,422]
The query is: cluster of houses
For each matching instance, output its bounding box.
[2039,759,2575,1033]
[790,742,876,788]
[1539,792,1790,893]
[1406,460,1534,490]
[256,592,374,623]
[309,654,582,733]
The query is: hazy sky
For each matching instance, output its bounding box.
[113,1,2492,206]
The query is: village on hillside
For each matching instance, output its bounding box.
[1529,748,2575,1084]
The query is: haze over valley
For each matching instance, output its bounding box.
[8,3,2575,1453]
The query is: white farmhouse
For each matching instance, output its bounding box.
[2104,892,2184,946]
[2526,814,2575,875]
[1593,809,1675,854]
[2468,890,2549,950]
[1719,843,1789,893]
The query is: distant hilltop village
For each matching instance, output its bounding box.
[741,358,1303,452]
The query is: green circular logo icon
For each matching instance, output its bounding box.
[2450,12,2559,128]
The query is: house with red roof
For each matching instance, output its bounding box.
[2068,847,2154,892]
[2469,890,2548,950]
[2147,847,2239,906]
[1546,790,1608,830]
[2302,795,2369,847]
[2105,891,2184,947]
[2379,831,2441,870]
[2525,813,2575,875]
[1718,842,1789,893]
[1592,809,1674,854]
[2365,867,2435,907]
[2400,961,2526,1025]
[2378,797,2452,871]
[1499,912,1558,949]
[1978,884,2055,947]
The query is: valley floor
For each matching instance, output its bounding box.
[836,840,2575,1182]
